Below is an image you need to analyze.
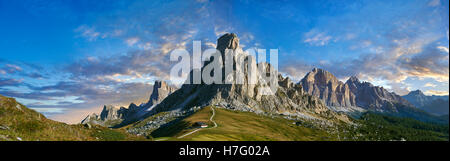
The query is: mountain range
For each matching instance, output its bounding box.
[2,33,448,141]
[81,33,448,131]
[81,80,177,127]
[402,90,449,116]
[300,68,413,112]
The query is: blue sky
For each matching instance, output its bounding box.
[0,0,448,123]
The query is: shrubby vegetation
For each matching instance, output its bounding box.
[339,112,449,141]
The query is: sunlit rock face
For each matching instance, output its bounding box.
[300,68,356,107]
[300,68,413,112]
[81,105,128,127]
[345,76,413,112]
[147,81,177,106]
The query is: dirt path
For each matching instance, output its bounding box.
[210,106,217,128]
[154,138,168,141]
[177,128,202,139]
[177,106,217,139]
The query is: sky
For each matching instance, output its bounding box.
[0,0,448,124]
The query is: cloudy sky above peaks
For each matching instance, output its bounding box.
[0,0,448,123]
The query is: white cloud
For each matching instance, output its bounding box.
[424,83,437,87]
[75,25,101,41]
[86,56,98,62]
[204,42,216,48]
[424,89,448,96]
[303,30,333,46]
[159,41,187,55]
[437,46,449,53]
[214,26,233,37]
[138,42,152,50]
[126,37,140,46]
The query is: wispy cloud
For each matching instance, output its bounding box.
[424,83,437,87]
[75,25,101,41]
[437,46,449,53]
[1,64,22,74]
[0,78,23,87]
[424,89,448,96]
[126,37,140,46]
[303,30,333,46]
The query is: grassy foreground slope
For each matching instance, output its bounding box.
[150,106,449,141]
[0,95,147,141]
[151,106,338,141]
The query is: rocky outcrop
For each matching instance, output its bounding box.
[81,80,178,127]
[345,76,413,112]
[299,69,415,112]
[116,80,178,125]
[147,81,177,106]
[81,113,99,125]
[300,68,356,107]
[81,105,128,127]
[100,105,128,120]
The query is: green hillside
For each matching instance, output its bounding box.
[150,106,339,141]
[147,106,449,141]
[0,95,148,141]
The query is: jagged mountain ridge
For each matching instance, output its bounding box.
[81,80,177,127]
[403,90,430,108]
[300,68,413,112]
[402,90,449,116]
[300,68,356,107]
[345,75,413,112]
[298,69,449,123]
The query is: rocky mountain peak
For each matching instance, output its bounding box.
[300,68,416,112]
[303,68,339,84]
[343,76,413,111]
[148,80,177,106]
[128,103,139,112]
[347,76,360,84]
[100,105,124,120]
[82,80,178,126]
[403,90,449,115]
[402,90,430,109]
[408,90,425,96]
[300,68,356,107]
[217,33,239,53]
[154,80,168,89]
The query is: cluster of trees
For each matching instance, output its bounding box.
[340,112,449,141]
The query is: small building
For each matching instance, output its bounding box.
[294,121,302,126]
[194,122,208,128]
